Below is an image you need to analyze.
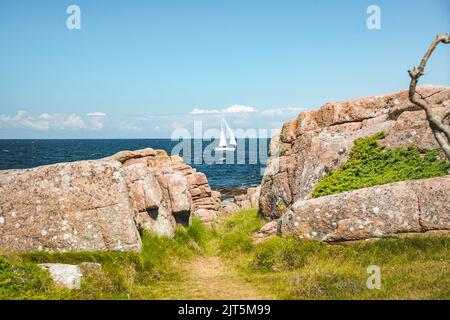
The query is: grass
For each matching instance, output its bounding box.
[0,219,211,300]
[1,209,450,299]
[312,132,450,198]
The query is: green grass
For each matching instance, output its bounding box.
[212,210,450,300]
[312,132,450,198]
[1,209,450,299]
[0,220,213,300]
[0,256,57,300]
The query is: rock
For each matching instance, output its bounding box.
[166,173,191,213]
[220,200,240,215]
[146,206,176,237]
[253,221,279,243]
[219,186,261,214]
[234,195,248,202]
[248,186,261,208]
[188,172,209,187]
[0,160,141,252]
[38,263,83,290]
[260,86,450,220]
[192,209,217,225]
[106,148,156,163]
[0,147,220,252]
[217,188,247,198]
[279,176,450,242]
[247,188,258,197]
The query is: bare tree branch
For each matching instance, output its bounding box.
[442,105,450,122]
[408,34,450,160]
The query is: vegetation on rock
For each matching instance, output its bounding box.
[312,132,450,198]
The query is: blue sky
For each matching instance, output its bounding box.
[0,0,449,138]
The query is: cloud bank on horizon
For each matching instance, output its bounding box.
[0,105,306,139]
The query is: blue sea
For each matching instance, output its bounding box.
[0,139,270,189]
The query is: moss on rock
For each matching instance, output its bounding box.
[312,132,450,198]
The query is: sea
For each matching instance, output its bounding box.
[0,139,271,190]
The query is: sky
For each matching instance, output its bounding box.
[0,0,449,139]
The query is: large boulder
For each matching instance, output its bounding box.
[0,160,141,252]
[260,85,450,220]
[0,148,220,252]
[279,176,450,241]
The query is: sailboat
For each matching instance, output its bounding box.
[215,118,237,152]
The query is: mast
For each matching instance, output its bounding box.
[218,122,227,147]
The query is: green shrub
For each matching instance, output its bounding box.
[312,132,450,198]
[252,237,328,272]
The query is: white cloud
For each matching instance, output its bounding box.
[0,110,111,131]
[260,107,306,116]
[190,105,305,117]
[223,105,257,113]
[86,112,106,117]
[0,110,86,131]
[190,104,257,114]
[86,111,106,129]
[119,122,143,131]
[63,114,86,129]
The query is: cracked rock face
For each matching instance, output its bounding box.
[0,148,220,252]
[0,160,141,252]
[280,176,450,241]
[260,85,450,220]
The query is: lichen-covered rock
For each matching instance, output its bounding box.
[167,172,191,213]
[0,147,220,252]
[279,176,450,241]
[38,263,83,290]
[260,85,450,220]
[0,160,141,252]
[112,148,221,235]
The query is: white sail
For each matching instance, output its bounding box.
[215,118,237,152]
[218,126,227,147]
[223,119,237,146]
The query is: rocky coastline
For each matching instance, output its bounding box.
[1,85,449,253]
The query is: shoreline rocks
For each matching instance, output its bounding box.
[0,148,221,252]
[220,187,261,215]
[260,85,450,220]
[259,85,450,242]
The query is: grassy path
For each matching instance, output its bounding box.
[142,255,273,300]
[183,256,272,300]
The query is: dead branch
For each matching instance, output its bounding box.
[408,34,450,160]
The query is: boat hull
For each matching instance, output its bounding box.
[215,147,236,152]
